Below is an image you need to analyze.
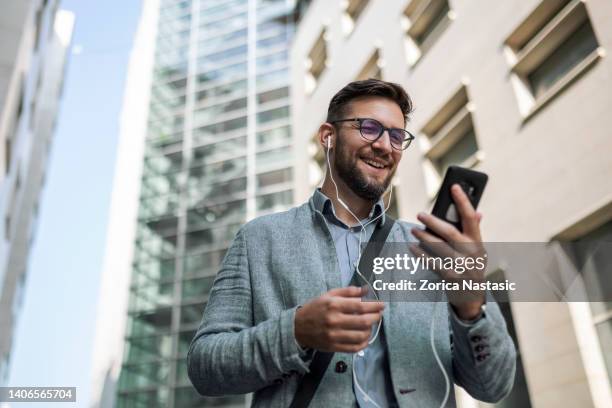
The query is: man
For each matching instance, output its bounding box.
[187,79,516,407]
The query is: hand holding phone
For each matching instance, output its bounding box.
[411,165,489,319]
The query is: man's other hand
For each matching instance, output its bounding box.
[294,286,385,353]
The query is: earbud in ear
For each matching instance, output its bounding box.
[326,137,331,148]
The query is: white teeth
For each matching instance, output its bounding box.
[364,159,385,169]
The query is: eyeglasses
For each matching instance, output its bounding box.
[330,117,415,151]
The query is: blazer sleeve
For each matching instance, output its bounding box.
[187,227,311,396]
[449,300,517,403]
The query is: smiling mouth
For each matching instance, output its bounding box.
[362,158,388,170]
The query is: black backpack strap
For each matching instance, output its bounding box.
[289,217,395,408]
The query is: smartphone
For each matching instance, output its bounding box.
[428,165,488,233]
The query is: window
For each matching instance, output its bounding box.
[256,67,288,88]
[256,145,292,168]
[257,15,290,36]
[504,0,602,117]
[257,50,289,71]
[4,77,25,176]
[131,258,175,287]
[180,302,206,327]
[186,200,246,230]
[124,334,172,362]
[305,29,328,94]
[488,269,534,408]
[257,125,290,148]
[193,116,247,141]
[257,105,289,125]
[0,352,9,385]
[129,282,175,313]
[341,0,369,35]
[256,190,293,212]
[183,249,229,277]
[257,168,292,189]
[568,220,612,382]
[33,1,48,51]
[182,276,216,301]
[193,97,247,125]
[118,360,170,390]
[117,388,169,408]
[30,73,43,130]
[197,59,247,84]
[4,168,21,240]
[256,31,287,48]
[173,387,244,408]
[402,0,453,65]
[419,85,481,197]
[185,223,241,252]
[128,308,173,336]
[177,330,196,355]
[257,87,289,105]
[3,137,10,177]
[195,78,247,103]
[356,49,383,80]
[4,214,9,241]
[191,136,247,166]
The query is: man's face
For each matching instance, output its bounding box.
[333,96,404,201]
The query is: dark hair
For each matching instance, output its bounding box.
[326,79,414,125]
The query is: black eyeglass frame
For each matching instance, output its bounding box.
[329,117,415,151]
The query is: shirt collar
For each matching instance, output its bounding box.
[312,188,386,227]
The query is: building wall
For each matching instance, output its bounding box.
[291,1,612,407]
[0,0,74,386]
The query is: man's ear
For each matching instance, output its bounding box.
[318,123,335,149]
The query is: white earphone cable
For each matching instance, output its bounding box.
[325,137,450,408]
[325,139,388,408]
[431,301,451,408]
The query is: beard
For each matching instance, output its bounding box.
[333,136,395,201]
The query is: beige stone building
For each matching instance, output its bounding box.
[291,0,612,407]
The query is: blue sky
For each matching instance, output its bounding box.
[7,1,143,406]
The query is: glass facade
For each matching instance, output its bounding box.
[117,0,296,406]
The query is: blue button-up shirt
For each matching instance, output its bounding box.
[313,189,399,408]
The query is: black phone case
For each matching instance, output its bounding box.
[428,165,488,233]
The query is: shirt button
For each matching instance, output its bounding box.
[335,360,347,373]
[470,335,482,343]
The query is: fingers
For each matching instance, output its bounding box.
[328,329,372,346]
[325,286,385,314]
[451,184,481,240]
[416,212,464,243]
[330,297,385,314]
[410,227,456,259]
[327,286,366,298]
[328,312,382,330]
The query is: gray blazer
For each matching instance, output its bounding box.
[187,196,516,407]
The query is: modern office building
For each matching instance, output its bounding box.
[89,0,297,406]
[291,0,612,407]
[0,0,74,386]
